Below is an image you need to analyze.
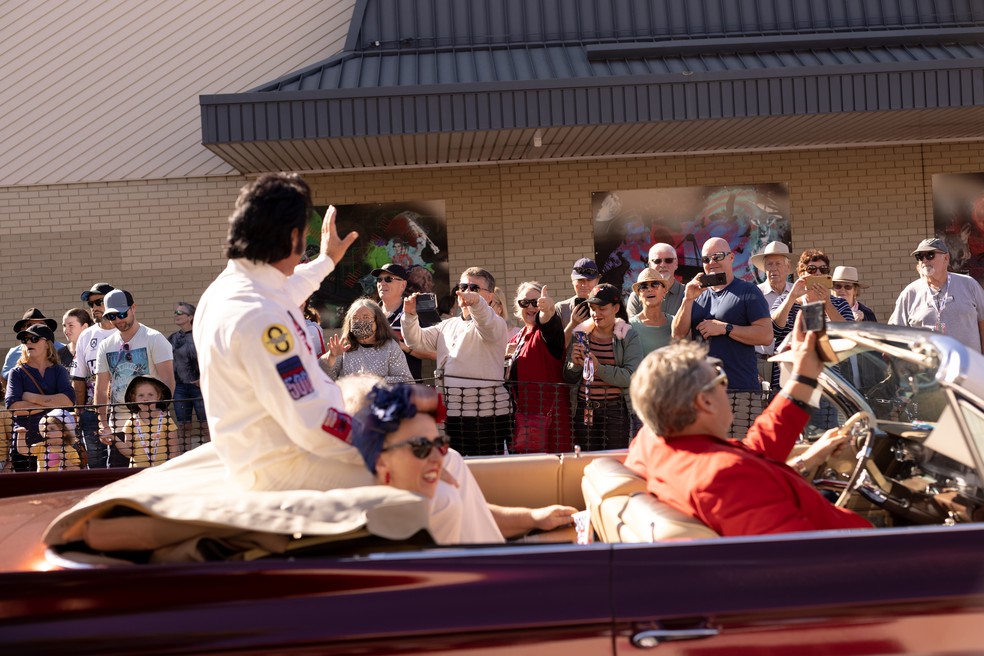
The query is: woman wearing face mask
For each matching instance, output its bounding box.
[322,299,413,383]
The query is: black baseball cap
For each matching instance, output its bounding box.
[81,282,115,301]
[17,324,56,343]
[371,263,409,280]
[585,284,622,306]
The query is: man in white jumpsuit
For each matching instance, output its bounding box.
[194,173,372,491]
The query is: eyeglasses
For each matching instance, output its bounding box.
[457,283,487,293]
[104,310,130,321]
[701,252,731,264]
[87,299,104,308]
[377,276,403,284]
[636,281,665,291]
[700,365,728,393]
[914,252,937,262]
[805,264,830,274]
[832,283,856,291]
[649,257,675,265]
[174,310,189,316]
[517,298,539,308]
[381,435,451,459]
[573,267,599,277]
[20,335,43,344]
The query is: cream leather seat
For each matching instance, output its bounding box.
[581,457,718,543]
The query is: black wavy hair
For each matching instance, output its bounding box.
[224,173,313,264]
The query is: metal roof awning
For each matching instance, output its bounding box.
[200,0,984,172]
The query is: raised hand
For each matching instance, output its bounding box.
[537,284,555,319]
[322,205,359,265]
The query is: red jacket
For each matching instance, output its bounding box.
[624,396,872,536]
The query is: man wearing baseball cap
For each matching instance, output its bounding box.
[373,262,433,380]
[555,258,600,345]
[889,237,984,352]
[93,288,174,462]
[70,282,119,467]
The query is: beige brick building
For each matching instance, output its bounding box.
[2,1,983,337]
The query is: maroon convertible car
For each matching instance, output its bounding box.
[2,323,984,655]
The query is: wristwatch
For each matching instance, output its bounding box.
[725,323,734,336]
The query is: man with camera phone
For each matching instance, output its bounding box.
[672,237,772,391]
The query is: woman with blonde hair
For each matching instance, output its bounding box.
[4,324,75,471]
[323,299,413,383]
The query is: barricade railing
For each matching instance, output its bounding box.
[0,398,208,473]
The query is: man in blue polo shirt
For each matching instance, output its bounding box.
[672,237,772,391]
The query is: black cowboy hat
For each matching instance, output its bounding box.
[124,375,173,414]
[13,308,57,333]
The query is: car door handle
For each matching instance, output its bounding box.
[631,626,720,648]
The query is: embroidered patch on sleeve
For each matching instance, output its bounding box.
[263,324,293,355]
[276,356,314,400]
[321,407,353,441]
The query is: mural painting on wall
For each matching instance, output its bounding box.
[310,201,449,328]
[933,173,984,286]
[591,185,791,299]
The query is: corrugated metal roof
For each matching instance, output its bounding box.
[200,0,984,171]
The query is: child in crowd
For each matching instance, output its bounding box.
[15,408,83,471]
[115,376,178,468]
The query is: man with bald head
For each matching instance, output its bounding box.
[626,243,685,318]
[672,237,772,391]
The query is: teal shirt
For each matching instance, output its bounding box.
[629,314,673,355]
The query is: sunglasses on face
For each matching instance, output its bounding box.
[700,365,728,392]
[20,335,43,344]
[382,435,451,459]
[457,283,486,293]
[517,298,539,309]
[87,299,104,308]
[805,264,830,274]
[649,257,675,265]
[636,281,665,291]
[104,310,130,321]
[701,251,731,264]
[832,283,855,291]
[174,310,188,316]
[914,252,937,262]
[377,276,403,284]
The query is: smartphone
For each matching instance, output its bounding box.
[801,301,826,333]
[415,293,441,328]
[573,297,587,307]
[699,272,727,288]
[804,274,833,289]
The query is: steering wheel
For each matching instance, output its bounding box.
[833,410,877,508]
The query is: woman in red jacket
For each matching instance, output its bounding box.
[506,282,571,453]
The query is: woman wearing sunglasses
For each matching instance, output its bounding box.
[629,269,674,355]
[4,324,75,472]
[769,249,854,390]
[505,281,571,453]
[830,266,877,322]
[350,381,576,544]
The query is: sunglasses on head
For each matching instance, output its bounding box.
[457,283,486,293]
[87,299,104,308]
[636,281,665,291]
[832,283,855,291]
[914,252,938,262]
[649,257,675,265]
[517,298,538,309]
[377,275,403,284]
[700,364,728,392]
[20,335,43,344]
[104,310,130,321]
[701,251,731,264]
[805,264,830,274]
[382,435,450,459]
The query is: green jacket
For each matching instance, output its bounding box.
[563,318,643,407]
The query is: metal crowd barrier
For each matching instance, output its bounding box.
[0,398,209,473]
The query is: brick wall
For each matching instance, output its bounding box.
[2,142,983,339]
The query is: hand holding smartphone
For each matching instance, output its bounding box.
[699,272,727,288]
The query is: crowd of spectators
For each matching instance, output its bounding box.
[4,218,982,473]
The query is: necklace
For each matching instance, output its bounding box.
[931,274,949,334]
